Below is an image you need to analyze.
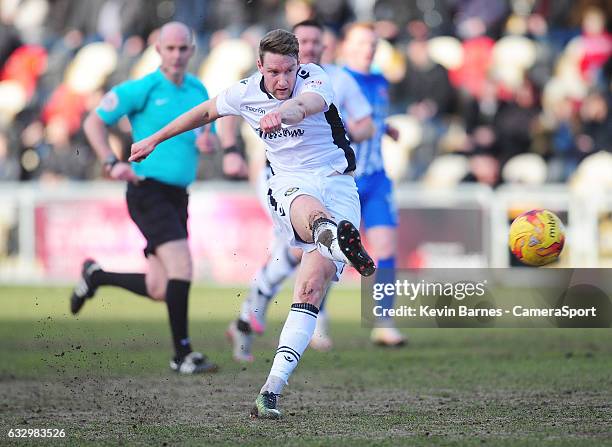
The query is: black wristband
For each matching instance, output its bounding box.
[103,154,119,170]
[223,145,245,156]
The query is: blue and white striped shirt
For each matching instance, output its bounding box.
[343,67,390,177]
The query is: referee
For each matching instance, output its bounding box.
[72,22,217,374]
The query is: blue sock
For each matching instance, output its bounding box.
[375,257,395,321]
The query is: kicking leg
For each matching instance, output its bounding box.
[290,195,375,276]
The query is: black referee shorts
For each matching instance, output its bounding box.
[126,179,189,257]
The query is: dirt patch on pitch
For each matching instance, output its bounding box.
[2,375,611,444]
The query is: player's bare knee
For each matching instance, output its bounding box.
[145,270,167,300]
[150,290,166,301]
[148,282,166,301]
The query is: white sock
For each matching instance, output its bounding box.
[240,242,298,323]
[264,303,319,392]
[312,218,348,264]
[260,375,286,395]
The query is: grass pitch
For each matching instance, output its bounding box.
[0,285,611,446]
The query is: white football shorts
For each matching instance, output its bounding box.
[266,169,361,280]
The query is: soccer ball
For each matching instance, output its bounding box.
[508,209,565,266]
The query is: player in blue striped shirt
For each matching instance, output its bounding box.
[343,22,406,346]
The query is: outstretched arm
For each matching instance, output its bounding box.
[129,97,220,162]
[259,92,326,133]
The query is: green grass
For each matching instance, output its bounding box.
[0,285,611,446]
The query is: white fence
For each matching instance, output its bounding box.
[0,181,610,285]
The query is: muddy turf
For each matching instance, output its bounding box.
[1,286,611,446]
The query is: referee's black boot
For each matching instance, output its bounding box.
[70,259,101,315]
[169,352,218,374]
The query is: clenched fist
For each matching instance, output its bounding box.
[259,111,283,134]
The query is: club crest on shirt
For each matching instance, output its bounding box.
[100,91,119,112]
[305,79,323,89]
[284,187,300,196]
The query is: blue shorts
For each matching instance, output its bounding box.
[356,170,398,229]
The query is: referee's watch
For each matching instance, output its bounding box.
[223,144,245,156]
[103,154,119,171]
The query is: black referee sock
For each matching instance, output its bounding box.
[166,279,192,360]
[90,270,148,297]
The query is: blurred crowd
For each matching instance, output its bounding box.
[0,0,610,187]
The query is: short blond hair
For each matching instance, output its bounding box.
[259,29,299,61]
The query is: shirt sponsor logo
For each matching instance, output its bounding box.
[244,105,266,114]
[256,128,305,139]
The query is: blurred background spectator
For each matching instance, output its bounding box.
[0,0,609,186]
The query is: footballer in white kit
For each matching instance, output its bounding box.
[227,24,376,360]
[216,63,359,275]
[129,29,375,419]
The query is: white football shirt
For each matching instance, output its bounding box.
[215,63,356,176]
[322,64,372,125]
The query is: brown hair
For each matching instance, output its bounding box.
[259,29,299,62]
